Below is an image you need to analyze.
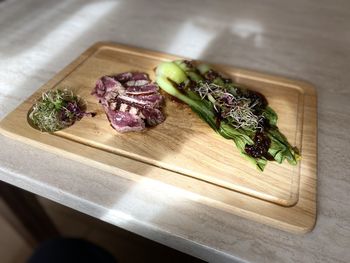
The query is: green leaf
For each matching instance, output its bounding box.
[263,106,278,126]
[267,128,299,165]
[174,60,203,82]
[196,63,212,75]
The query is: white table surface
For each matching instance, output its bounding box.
[1,0,350,262]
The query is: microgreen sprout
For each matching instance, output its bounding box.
[194,81,264,130]
[28,89,94,132]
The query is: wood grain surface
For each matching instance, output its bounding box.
[0,42,317,233]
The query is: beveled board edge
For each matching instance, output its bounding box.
[0,42,317,234]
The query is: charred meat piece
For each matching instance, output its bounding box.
[106,110,145,133]
[140,107,166,126]
[125,84,159,95]
[92,72,165,132]
[117,94,164,108]
[125,79,150,87]
[92,76,125,98]
[114,72,133,82]
[131,94,164,108]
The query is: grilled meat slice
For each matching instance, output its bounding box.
[93,72,165,133]
[106,110,145,133]
[125,84,159,95]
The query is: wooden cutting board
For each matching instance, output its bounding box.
[0,42,317,233]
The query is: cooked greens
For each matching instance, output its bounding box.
[28,89,94,132]
[155,60,300,171]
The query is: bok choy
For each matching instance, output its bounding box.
[155,60,300,171]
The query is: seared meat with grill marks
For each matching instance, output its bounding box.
[92,72,165,132]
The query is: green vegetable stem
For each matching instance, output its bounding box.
[155,60,300,171]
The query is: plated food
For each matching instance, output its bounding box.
[91,72,165,132]
[8,43,316,233]
[28,89,95,132]
[155,60,300,171]
[28,60,299,171]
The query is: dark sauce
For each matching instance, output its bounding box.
[238,89,272,160]
[215,108,223,128]
[259,117,271,131]
[223,78,233,84]
[245,132,271,159]
[245,90,268,110]
[205,70,220,81]
[166,77,187,95]
[177,82,186,90]
[183,60,195,68]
